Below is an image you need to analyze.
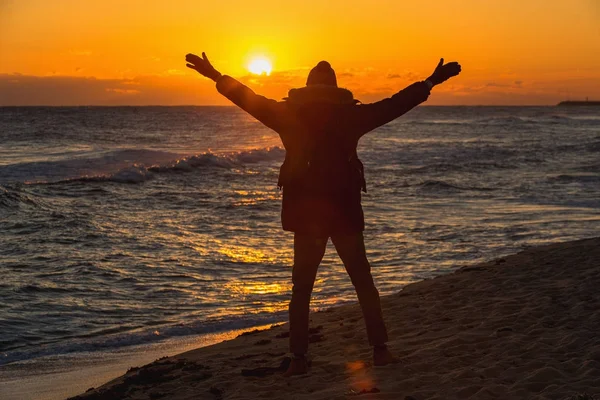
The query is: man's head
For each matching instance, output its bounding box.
[306,61,337,87]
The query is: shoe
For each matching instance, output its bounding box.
[373,345,400,367]
[283,354,309,376]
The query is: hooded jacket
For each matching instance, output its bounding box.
[216,76,430,235]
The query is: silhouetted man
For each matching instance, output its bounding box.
[186,52,461,375]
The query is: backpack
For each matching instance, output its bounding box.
[277,133,367,194]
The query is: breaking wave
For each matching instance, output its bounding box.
[0,147,286,185]
[0,312,286,366]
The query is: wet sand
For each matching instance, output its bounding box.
[69,237,600,400]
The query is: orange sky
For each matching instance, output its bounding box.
[1,0,599,105]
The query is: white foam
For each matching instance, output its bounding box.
[109,165,153,183]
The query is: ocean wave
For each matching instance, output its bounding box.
[563,115,600,125]
[548,174,600,184]
[0,185,47,210]
[407,116,539,126]
[586,141,600,152]
[573,164,600,173]
[0,312,286,366]
[475,116,536,125]
[11,146,286,185]
[235,146,286,163]
[408,119,473,125]
[15,284,73,294]
[416,180,496,193]
[409,161,514,174]
[76,164,155,184]
[409,115,600,127]
[556,140,600,154]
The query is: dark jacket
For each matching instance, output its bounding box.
[216,76,430,236]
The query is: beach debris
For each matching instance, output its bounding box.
[564,394,599,400]
[459,266,486,272]
[181,360,211,372]
[209,386,224,400]
[241,357,292,377]
[341,330,355,339]
[309,333,325,343]
[66,360,200,400]
[254,339,272,345]
[496,327,514,337]
[126,366,174,385]
[345,387,381,396]
[275,326,323,340]
[234,351,285,360]
[234,353,259,360]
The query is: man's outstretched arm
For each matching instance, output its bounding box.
[186,52,282,131]
[349,58,462,137]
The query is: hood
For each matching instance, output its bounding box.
[285,85,358,105]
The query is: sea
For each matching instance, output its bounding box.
[1,105,599,398]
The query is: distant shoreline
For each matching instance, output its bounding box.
[0,104,592,108]
[557,100,600,106]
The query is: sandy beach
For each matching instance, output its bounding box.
[64,237,600,400]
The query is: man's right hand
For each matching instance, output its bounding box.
[186,52,222,82]
[427,58,462,86]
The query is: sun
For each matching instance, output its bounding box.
[248,58,272,76]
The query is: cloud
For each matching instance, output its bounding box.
[0,73,224,105]
[236,70,307,99]
[485,82,508,87]
[240,69,306,86]
[386,71,419,81]
[472,80,526,91]
[1,71,596,106]
[105,88,141,94]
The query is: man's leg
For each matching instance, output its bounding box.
[331,232,397,366]
[285,233,327,376]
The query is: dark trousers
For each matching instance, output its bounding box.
[289,232,388,355]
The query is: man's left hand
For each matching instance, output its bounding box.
[427,58,462,86]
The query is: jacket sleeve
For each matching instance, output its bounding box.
[216,75,283,131]
[349,82,431,137]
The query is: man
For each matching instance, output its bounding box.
[186,52,461,375]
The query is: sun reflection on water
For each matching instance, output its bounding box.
[224,281,290,296]
[217,244,279,264]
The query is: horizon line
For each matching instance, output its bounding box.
[0,104,571,107]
